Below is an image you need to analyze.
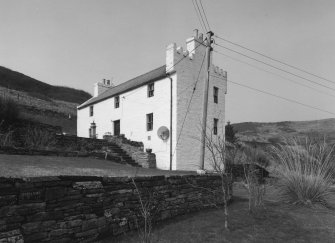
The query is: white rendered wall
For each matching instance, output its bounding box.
[78,32,227,171]
[77,75,177,170]
[166,34,227,171]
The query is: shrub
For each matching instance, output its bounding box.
[0,122,15,147]
[225,121,238,144]
[23,126,57,150]
[0,96,20,126]
[243,166,266,212]
[270,137,335,207]
[242,146,268,212]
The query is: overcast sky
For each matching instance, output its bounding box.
[1,0,335,123]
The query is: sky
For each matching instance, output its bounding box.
[1,0,335,123]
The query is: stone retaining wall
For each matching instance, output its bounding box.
[97,135,156,168]
[56,135,156,168]
[55,135,111,149]
[131,151,156,168]
[0,147,128,165]
[0,175,231,242]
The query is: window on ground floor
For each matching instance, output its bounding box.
[146,113,153,131]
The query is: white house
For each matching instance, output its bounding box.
[77,31,227,171]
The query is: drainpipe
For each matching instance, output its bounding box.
[169,76,173,171]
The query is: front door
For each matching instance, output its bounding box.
[114,120,120,136]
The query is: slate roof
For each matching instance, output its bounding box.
[78,65,167,109]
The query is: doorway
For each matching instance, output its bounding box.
[114,120,120,136]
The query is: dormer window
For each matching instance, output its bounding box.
[89,106,94,116]
[115,96,120,108]
[148,83,154,97]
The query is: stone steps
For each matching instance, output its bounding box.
[105,143,141,167]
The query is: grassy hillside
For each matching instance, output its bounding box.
[0,66,93,134]
[0,85,79,134]
[0,66,91,103]
[232,118,335,144]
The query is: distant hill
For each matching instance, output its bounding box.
[0,66,91,104]
[0,66,93,134]
[232,118,335,144]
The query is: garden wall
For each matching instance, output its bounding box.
[55,135,155,168]
[0,175,231,243]
[55,135,111,149]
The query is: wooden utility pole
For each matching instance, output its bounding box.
[199,31,214,170]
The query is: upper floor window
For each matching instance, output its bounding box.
[146,113,153,131]
[89,106,94,116]
[115,96,120,108]
[213,118,218,135]
[213,86,218,104]
[148,83,154,97]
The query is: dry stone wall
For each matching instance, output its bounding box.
[0,175,231,242]
[131,152,156,168]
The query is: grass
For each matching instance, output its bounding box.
[270,138,335,207]
[104,183,335,243]
[0,66,91,103]
[0,154,334,242]
[0,154,195,178]
[0,86,78,134]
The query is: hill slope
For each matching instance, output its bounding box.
[0,66,93,134]
[232,118,335,144]
[0,66,91,104]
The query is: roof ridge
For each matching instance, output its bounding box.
[78,65,166,109]
[99,65,166,96]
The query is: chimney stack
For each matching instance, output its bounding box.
[186,29,206,56]
[194,29,199,39]
[93,78,114,97]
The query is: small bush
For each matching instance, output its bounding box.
[0,122,15,147]
[23,126,57,150]
[270,137,335,207]
[0,96,20,126]
[242,146,267,212]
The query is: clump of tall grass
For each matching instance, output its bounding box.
[271,137,335,207]
[23,126,57,150]
[0,96,20,126]
[0,121,15,147]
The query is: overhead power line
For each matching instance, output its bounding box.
[209,74,335,116]
[122,40,206,99]
[214,43,335,92]
[215,34,335,85]
[192,0,207,33]
[173,52,206,158]
[198,0,211,31]
[213,50,335,99]
[166,39,206,73]
[193,0,208,32]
